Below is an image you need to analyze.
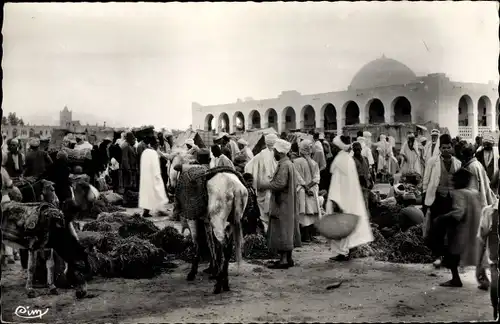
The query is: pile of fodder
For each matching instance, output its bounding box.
[100,190,124,206]
[369,203,403,229]
[86,236,167,279]
[242,234,274,260]
[376,224,434,264]
[148,226,189,255]
[123,190,139,208]
[351,223,434,264]
[87,196,127,219]
[82,212,160,239]
[78,231,122,254]
[350,225,387,259]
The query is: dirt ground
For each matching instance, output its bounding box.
[1,239,495,323]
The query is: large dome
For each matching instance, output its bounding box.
[349,56,417,90]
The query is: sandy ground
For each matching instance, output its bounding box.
[1,240,495,323]
[1,204,495,323]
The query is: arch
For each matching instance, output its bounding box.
[458,95,473,126]
[233,111,245,132]
[282,106,297,131]
[321,103,337,131]
[392,96,412,123]
[218,113,230,133]
[301,105,316,130]
[367,99,385,124]
[248,110,261,129]
[265,108,278,131]
[29,128,35,137]
[497,98,500,128]
[343,101,360,125]
[477,96,492,127]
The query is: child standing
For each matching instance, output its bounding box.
[478,202,499,320]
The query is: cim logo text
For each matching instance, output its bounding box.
[14,306,49,319]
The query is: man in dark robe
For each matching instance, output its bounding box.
[475,133,497,181]
[24,138,53,178]
[3,138,25,178]
[352,141,373,207]
[120,132,139,192]
[259,139,301,269]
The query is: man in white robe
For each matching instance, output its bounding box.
[400,134,422,175]
[211,144,235,169]
[423,129,440,165]
[216,133,240,162]
[244,134,278,232]
[312,133,327,171]
[139,136,169,217]
[326,135,374,261]
[351,136,374,169]
[293,139,320,242]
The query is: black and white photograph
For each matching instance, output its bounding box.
[1,1,499,323]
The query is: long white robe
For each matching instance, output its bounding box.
[293,156,320,226]
[400,141,422,175]
[423,139,440,164]
[139,148,169,211]
[312,141,327,171]
[326,150,374,256]
[244,148,277,232]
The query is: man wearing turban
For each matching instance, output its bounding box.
[475,132,498,181]
[24,137,53,178]
[234,138,254,173]
[259,139,301,269]
[4,138,25,178]
[400,133,423,176]
[293,139,321,242]
[216,133,240,162]
[326,136,373,261]
[423,129,441,167]
[244,133,279,232]
[211,144,235,169]
[120,132,139,193]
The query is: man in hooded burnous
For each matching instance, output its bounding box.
[326,136,373,261]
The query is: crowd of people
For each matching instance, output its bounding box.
[2,126,500,319]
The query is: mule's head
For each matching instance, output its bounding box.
[168,148,196,191]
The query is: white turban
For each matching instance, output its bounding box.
[333,135,349,151]
[319,133,325,140]
[237,138,248,146]
[264,134,278,146]
[163,130,173,137]
[363,131,372,138]
[483,133,495,144]
[379,134,386,141]
[185,139,195,146]
[357,136,366,145]
[431,129,440,136]
[420,137,427,143]
[216,132,228,141]
[299,139,313,155]
[274,139,291,154]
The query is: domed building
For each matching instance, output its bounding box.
[192,55,498,141]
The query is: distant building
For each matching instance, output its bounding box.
[2,106,114,139]
[191,55,499,141]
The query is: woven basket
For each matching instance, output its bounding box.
[314,212,359,240]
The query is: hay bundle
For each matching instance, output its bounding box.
[242,234,273,260]
[87,197,126,219]
[82,212,160,238]
[109,236,166,278]
[369,203,403,229]
[350,226,387,259]
[78,231,121,253]
[178,236,197,262]
[375,224,434,264]
[87,251,119,278]
[148,226,187,255]
[123,190,139,208]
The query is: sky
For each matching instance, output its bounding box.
[3,1,498,130]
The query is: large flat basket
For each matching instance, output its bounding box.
[314,212,359,240]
